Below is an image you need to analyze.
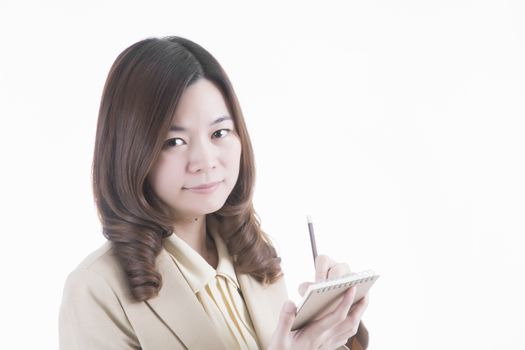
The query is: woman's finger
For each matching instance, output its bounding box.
[316,286,357,331]
[331,294,370,338]
[327,262,351,280]
[269,300,297,347]
[339,286,358,318]
[300,288,357,348]
[347,293,369,323]
[315,255,335,282]
[298,282,313,297]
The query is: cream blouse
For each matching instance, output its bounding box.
[163,228,260,350]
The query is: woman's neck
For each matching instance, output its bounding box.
[172,215,218,268]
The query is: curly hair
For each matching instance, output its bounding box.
[92,36,283,301]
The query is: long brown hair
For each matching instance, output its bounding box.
[92,36,283,301]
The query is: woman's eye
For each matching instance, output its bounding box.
[164,137,185,148]
[212,129,230,138]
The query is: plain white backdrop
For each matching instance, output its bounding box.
[1,1,524,349]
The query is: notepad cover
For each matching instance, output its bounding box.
[291,270,379,331]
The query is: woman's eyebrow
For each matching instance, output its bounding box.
[169,115,232,132]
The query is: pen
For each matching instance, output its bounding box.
[307,215,318,266]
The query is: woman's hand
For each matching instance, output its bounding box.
[267,255,369,350]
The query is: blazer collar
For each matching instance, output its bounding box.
[145,236,288,350]
[145,249,228,350]
[237,272,288,349]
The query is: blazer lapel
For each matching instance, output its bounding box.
[145,250,228,350]
[237,273,288,350]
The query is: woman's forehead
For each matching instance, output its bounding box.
[170,79,232,128]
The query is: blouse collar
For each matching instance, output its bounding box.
[163,218,239,294]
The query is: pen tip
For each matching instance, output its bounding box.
[307,215,312,223]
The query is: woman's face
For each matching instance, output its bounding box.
[148,78,242,219]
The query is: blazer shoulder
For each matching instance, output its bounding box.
[64,241,133,300]
[59,242,141,349]
[75,240,116,271]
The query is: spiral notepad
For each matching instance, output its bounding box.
[291,270,379,331]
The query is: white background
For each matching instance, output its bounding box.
[1,1,524,349]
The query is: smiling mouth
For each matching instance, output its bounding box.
[183,181,223,190]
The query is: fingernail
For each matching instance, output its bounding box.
[283,301,296,314]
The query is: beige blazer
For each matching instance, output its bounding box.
[59,242,368,349]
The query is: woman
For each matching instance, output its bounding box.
[59,36,370,350]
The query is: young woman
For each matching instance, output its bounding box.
[59,36,370,350]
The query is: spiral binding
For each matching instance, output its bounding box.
[316,274,374,293]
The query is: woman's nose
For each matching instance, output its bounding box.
[187,139,217,173]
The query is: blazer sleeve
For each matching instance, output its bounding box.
[345,321,369,350]
[59,268,141,350]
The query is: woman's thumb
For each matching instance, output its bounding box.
[298,282,313,297]
[271,300,297,341]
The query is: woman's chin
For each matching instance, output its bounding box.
[181,200,228,217]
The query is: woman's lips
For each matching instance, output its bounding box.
[183,181,222,193]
